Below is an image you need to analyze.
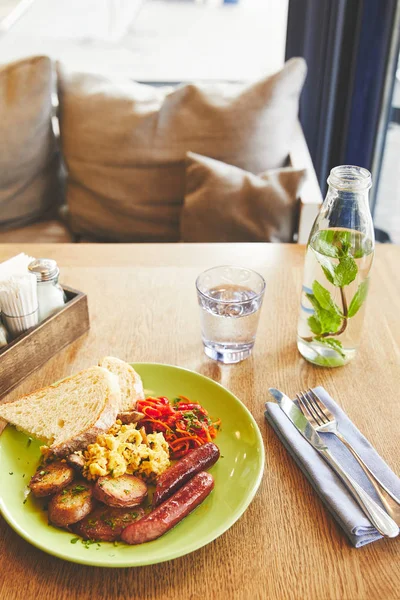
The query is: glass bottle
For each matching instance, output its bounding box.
[28,259,66,322]
[297,165,375,367]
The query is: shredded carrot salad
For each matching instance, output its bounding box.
[136,396,221,459]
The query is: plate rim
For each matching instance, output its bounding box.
[0,362,265,567]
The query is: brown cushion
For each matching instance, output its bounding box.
[57,58,306,242]
[0,220,73,243]
[181,152,306,243]
[0,56,61,229]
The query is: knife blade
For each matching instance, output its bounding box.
[268,387,327,451]
[268,387,399,538]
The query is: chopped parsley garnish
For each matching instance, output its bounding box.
[82,539,97,549]
[71,485,87,495]
[103,518,116,530]
[70,537,79,544]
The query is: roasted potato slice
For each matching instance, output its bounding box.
[93,474,147,508]
[29,461,75,498]
[48,480,95,527]
[72,505,145,542]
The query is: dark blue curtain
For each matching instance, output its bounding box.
[286,0,398,200]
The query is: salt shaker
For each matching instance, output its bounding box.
[28,259,66,321]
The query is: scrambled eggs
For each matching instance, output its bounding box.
[81,421,170,482]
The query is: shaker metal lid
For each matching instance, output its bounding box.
[28,258,59,282]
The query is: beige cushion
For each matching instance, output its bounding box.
[57,58,306,242]
[0,220,73,243]
[181,152,306,243]
[0,56,61,229]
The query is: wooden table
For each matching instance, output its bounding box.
[0,243,399,600]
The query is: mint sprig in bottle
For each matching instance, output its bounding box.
[297,166,375,367]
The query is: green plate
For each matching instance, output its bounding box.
[0,363,264,567]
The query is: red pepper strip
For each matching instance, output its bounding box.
[159,405,175,416]
[142,406,162,418]
[158,397,170,405]
[139,397,162,405]
[177,402,202,410]
[137,401,159,411]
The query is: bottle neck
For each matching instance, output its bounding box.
[311,184,374,247]
[325,184,370,207]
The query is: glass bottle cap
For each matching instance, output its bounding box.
[28,259,59,282]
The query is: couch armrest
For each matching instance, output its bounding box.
[289,121,323,243]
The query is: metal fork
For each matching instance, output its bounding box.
[296,389,400,525]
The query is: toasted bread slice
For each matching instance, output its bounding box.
[98,356,144,413]
[0,366,121,457]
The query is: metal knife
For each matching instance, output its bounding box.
[268,387,399,538]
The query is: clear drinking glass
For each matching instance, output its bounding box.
[297,165,375,367]
[196,265,266,364]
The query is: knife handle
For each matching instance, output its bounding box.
[320,448,399,538]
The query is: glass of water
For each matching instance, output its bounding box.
[196,265,266,364]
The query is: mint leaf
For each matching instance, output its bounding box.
[332,256,358,287]
[312,281,342,316]
[316,337,346,359]
[315,229,372,259]
[312,353,346,368]
[308,315,322,335]
[316,237,339,258]
[315,230,352,258]
[313,242,358,287]
[321,265,335,284]
[306,292,342,334]
[348,280,369,318]
[312,249,336,284]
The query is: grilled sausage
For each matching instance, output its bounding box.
[72,505,145,542]
[152,442,219,507]
[29,461,75,498]
[93,474,147,508]
[121,471,214,545]
[48,481,95,527]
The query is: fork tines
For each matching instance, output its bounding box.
[296,389,334,427]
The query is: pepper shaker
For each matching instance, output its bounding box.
[28,259,66,321]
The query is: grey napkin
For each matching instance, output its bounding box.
[265,387,400,547]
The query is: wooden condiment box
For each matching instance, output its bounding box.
[0,285,89,397]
